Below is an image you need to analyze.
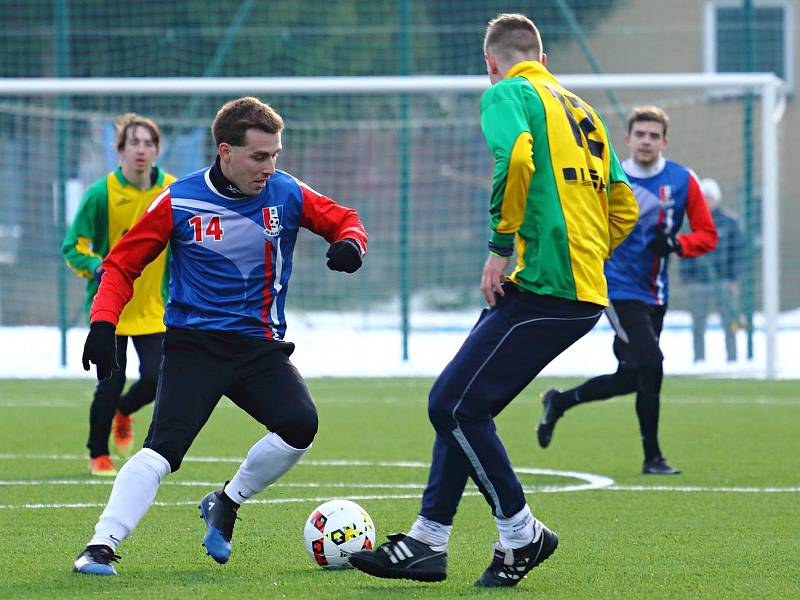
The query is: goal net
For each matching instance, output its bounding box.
[0,73,786,378]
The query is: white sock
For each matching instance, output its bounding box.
[495,504,542,549]
[408,516,451,550]
[88,448,171,550]
[224,432,309,504]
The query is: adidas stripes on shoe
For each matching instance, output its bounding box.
[474,525,559,587]
[349,533,447,582]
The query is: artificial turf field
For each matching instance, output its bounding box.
[1,376,798,599]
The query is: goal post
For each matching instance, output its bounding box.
[0,73,785,378]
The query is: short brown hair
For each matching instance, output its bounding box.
[212,96,284,147]
[114,113,160,151]
[484,13,542,60]
[627,105,670,136]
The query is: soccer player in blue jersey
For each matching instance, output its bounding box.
[537,105,717,475]
[73,97,368,575]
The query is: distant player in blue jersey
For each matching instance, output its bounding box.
[537,105,717,475]
[73,96,368,576]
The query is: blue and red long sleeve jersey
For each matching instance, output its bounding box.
[605,157,717,305]
[91,167,368,340]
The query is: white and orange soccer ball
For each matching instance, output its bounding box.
[303,499,376,569]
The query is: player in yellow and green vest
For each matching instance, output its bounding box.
[349,13,638,587]
[62,113,176,477]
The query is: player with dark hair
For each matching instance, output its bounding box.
[62,113,175,476]
[537,105,717,475]
[72,96,367,575]
[350,13,638,587]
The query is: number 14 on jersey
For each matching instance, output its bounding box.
[188,215,224,242]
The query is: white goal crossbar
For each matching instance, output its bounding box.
[2,73,784,377]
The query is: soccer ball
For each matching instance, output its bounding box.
[303,499,376,569]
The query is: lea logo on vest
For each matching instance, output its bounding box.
[263,206,284,237]
[659,185,675,209]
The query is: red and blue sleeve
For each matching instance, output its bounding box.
[677,174,718,258]
[297,181,368,254]
[90,189,174,325]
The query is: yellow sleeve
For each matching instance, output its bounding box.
[607,181,638,256]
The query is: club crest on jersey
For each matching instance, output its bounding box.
[659,185,675,208]
[263,206,283,237]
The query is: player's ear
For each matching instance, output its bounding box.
[218,142,232,162]
[540,52,548,67]
[484,52,498,74]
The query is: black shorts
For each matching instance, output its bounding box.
[143,328,317,472]
[605,300,666,368]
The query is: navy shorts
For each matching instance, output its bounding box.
[143,328,318,472]
[605,300,667,368]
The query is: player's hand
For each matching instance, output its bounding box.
[82,321,118,381]
[648,224,683,257]
[480,253,510,307]
[326,238,363,273]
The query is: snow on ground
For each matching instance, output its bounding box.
[4,309,798,380]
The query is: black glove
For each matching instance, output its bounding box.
[82,321,118,381]
[648,224,683,257]
[326,238,363,273]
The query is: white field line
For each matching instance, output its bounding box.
[0,453,613,472]
[0,453,245,463]
[0,402,81,407]
[0,479,428,489]
[2,479,797,494]
[1,485,798,511]
[0,455,796,511]
[3,396,800,408]
[0,493,465,511]
[0,453,614,491]
[604,397,800,406]
[0,454,435,464]
[606,485,800,492]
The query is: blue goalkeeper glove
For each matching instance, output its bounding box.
[82,321,118,381]
[326,238,363,273]
[648,224,683,257]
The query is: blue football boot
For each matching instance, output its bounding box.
[73,544,119,575]
[198,486,239,564]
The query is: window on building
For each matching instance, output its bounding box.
[704,0,794,93]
